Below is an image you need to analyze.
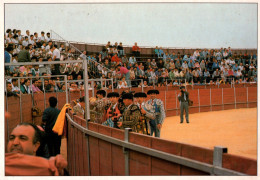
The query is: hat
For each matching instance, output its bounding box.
[147,90,159,95]
[134,92,147,98]
[96,90,106,97]
[122,93,134,100]
[107,92,119,98]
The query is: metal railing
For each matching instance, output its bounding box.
[50,30,113,76]
[66,113,247,176]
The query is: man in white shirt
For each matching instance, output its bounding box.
[46,41,53,52]
[39,31,45,42]
[29,35,36,47]
[52,45,61,75]
[22,36,29,47]
[46,32,51,42]
[79,51,87,60]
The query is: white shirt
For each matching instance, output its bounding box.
[40,36,45,41]
[46,37,51,42]
[52,48,61,59]
[29,39,35,45]
[22,40,29,47]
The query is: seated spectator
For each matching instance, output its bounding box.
[151,59,157,69]
[111,53,122,65]
[129,55,137,65]
[129,67,135,80]
[69,83,80,92]
[117,79,128,89]
[20,79,31,94]
[43,79,54,92]
[154,46,159,57]
[157,59,164,69]
[11,78,21,95]
[6,82,20,97]
[158,47,164,58]
[31,79,43,93]
[132,42,140,58]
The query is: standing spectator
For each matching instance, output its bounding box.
[132,42,140,58]
[42,97,61,156]
[52,45,61,75]
[117,42,124,57]
[5,45,13,73]
[18,46,31,62]
[117,65,130,86]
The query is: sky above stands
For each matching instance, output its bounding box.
[5,3,258,49]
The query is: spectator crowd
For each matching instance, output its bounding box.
[5,28,257,97]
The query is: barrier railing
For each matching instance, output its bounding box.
[65,112,251,176]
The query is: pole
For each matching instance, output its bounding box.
[65,75,69,103]
[83,60,90,124]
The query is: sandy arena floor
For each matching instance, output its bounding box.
[61,108,257,161]
[161,108,257,160]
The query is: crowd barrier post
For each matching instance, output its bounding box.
[213,146,228,174]
[91,81,95,97]
[210,88,212,112]
[164,90,167,116]
[18,78,23,123]
[124,128,132,176]
[234,86,236,109]
[221,88,224,110]
[83,60,90,123]
[43,81,46,110]
[246,87,249,108]
[30,79,35,124]
[175,90,178,115]
[64,75,68,104]
[198,89,200,113]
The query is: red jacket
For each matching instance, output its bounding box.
[132,45,140,52]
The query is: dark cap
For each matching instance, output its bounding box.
[122,93,133,100]
[134,92,147,98]
[107,92,119,98]
[96,90,106,97]
[147,90,159,95]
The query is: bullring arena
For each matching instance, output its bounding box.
[4,30,257,176]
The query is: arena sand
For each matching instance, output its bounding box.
[161,108,257,160]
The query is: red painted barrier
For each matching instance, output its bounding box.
[66,117,257,176]
[4,86,257,175]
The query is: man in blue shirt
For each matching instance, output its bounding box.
[5,45,13,74]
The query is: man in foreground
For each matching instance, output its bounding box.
[6,122,67,176]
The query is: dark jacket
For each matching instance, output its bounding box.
[42,107,60,134]
[178,91,189,102]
